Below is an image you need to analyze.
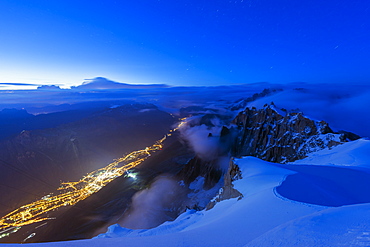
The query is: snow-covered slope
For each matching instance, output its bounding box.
[247,203,370,247]
[95,142,370,247]
[3,142,370,246]
[290,138,370,168]
[93,157,324,244]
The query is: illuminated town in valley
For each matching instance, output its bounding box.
[0,129,174,239]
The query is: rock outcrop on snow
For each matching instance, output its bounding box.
[205,103,363,210]
[206,158,243,209]
[231,104,349,163]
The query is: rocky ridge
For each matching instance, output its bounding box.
[208,104,361,207]
[232,104,348,163]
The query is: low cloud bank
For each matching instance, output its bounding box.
[118,176,187,229]
[182,124,221,161]
[178,116,226,162]
[248,83,370,138]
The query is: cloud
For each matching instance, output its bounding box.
[247,83,370,137]
[0,83,41,86]
[118,175,187,229]
[37,85,62,90]
[178,116,224,161]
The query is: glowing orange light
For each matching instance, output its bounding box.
[0,118,187,238]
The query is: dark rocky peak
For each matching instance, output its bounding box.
[176,156,222,191]
[232,104,348,163]
[336,130,361,141]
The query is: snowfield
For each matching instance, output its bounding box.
[291,138,370,168]
[247,203,370,247]
[3,140,370,246]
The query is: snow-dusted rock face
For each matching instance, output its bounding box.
[232,105,347,163]
[206,158,243,209]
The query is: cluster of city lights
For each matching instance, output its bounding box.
[0,134,169,238]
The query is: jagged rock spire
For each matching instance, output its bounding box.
[232,104,346,163]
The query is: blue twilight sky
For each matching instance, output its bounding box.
[0,0,369,88]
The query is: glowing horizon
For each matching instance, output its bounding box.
[0,1,368,90]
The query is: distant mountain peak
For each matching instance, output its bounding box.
[81,77,125,87]
[72,77,169,90]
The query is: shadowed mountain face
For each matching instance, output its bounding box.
[0,103,175,215]
[0,108,103,141]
